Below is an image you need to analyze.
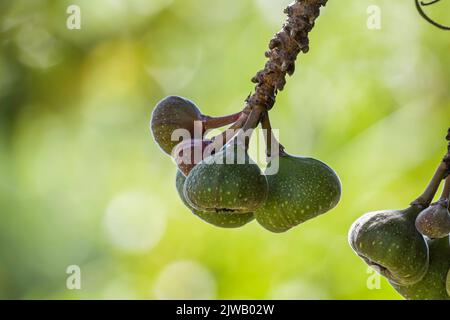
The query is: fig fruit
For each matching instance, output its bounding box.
[447,268,450,296]
[173,139,213,177]
[151,96,240,154]
[415,200,450,239]
[392,236,450,300]
[151,96,203,154]
[184,140,268,213]
[349,205,429,286]
[175,170,254,228]
[254,154,341,233]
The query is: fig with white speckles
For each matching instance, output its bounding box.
[254,154,341,233]
[151,96,240,154]
[446,267,450,296]
[175,170,254,228]
[184,140,268,213]
[349,206,429,286]
[392,236,450,300]
[415,200,450,239]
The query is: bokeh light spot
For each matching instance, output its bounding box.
[104,191,167,252]
[153,260,217,300]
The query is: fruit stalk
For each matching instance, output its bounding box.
[246,0,328,113]
[203,111,243,130]
[412,127,450,207]
[261,112,285,158]
[439,176,450,202]
[413,162,449,207]
[239,106,265,149]
[242,106,265,132]
[207,113,249,153]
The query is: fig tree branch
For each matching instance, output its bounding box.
[218,0,328,150]
[245,0,328,121]
[438,175,450,202]
[412,127,450,207]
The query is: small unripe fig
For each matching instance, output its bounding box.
[415,200,450,239]
[392,236,450,300]
[151,96,203,154]
[349,206,429,286]
[151,96,240,155]
[184,140,268,213]
[175,170,254,228]
[173,139,213,176]
[255,154,341,233]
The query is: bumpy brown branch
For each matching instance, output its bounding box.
[412,127,450,207]
[213,0,328,151]
[246,0,328,113]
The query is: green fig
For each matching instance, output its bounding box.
[184,140,268,213]
[392,236,450,300]
[349,206,429,286]
[447,268,450,296]
[175,170,254,228]
[254,154,341,233]
[151,96,203,154]
[415,200,450,239]
[151,96,240,154]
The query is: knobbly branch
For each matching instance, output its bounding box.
[214,0,328,151]
[246,0,328,114]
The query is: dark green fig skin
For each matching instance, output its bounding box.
[175,170,254,228]
[447,268,450,296]
[184,144,268,213]
[349,206,429,286]
[254,155,341,233]
[151,96,203,154]
[392,236,450,300]
[415,201,450,239]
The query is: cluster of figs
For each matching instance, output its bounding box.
[151,96,341,232]
[349,131,450,300]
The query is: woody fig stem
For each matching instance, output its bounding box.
[203,111,242,130]
[246,0,328,112]
[412,127,450,207]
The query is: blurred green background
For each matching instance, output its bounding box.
[0,0,449,300]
